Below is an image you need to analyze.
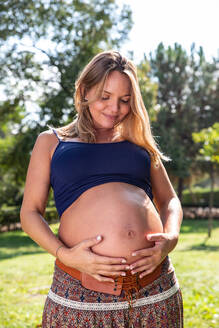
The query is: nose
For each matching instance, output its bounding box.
[109,100,120,114]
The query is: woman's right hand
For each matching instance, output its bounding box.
[57,235,129,282]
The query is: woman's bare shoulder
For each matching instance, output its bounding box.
[39,128,57,139]
[34,129,58,158]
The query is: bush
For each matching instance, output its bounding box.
[182,187,219,207]
[0,205,59,230]
[0,206,21,230]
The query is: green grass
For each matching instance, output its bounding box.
[0,220,219,328]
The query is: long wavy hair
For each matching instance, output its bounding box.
[47,50,171,167]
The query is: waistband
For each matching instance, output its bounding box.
[55,258,163,300]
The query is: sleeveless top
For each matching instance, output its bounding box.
[50,128,153,218]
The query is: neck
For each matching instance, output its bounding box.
[95,128,115,143]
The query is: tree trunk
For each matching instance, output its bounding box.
[177,177,184,202]
[208,163,215,238]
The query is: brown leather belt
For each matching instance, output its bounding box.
[55,258,163,296]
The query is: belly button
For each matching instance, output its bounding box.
[127,230,136,239]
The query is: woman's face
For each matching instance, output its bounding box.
[85,70,131,131]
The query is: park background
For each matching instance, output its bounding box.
[0,0,219,327]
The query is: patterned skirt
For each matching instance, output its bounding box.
[42,256,183,328]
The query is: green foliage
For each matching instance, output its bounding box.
[0,204,58,228]
[182,188,219,207]
[192,122,219,236]
[137,58,158,122]
[192,122,219,164]
[0,207,21,228]
[145,42,218,197]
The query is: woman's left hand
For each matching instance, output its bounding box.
[129,232,179,278]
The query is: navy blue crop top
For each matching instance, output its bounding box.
[50,128,153,218]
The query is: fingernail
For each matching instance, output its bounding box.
[121,272,126,276]
[96,235,102,241]
[126,266,130,270]
[131,271,135,275]
[130,265,134,270]
[121,259,126,263]
[132,252,136,256]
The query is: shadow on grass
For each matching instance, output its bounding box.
[181,244,219,252]
[188,244,219,251]
[180,235,219,252]
[0,230,57,260]
[0,249,45,260]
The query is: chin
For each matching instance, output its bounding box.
[95,121,116,129]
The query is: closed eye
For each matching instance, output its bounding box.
[101,97,130,104]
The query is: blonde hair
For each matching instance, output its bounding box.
[47,50,171,168]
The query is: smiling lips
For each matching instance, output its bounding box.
[103,114,118,120]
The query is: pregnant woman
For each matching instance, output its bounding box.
[20,50,183,327]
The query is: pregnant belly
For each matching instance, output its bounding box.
[58,182,163,264]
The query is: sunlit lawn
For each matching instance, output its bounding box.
[0,219,219,328]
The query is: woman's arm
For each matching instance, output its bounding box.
[20,132,65,256]
[149,156,183,248]
[128,157,183,278]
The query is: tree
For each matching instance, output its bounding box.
[137,57,159,123]
[147,42,218,200]
[0,98,26,208]
[192,123,219,237]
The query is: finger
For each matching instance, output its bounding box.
[93,254,127,265]
[139,267,157,278]
[79,235,103,249]
[97,270,126,277]
[129,258,152,270]
[146,233,167,241]
[92,274,115,283]
[130,264,151,275]
[132,247,155,258]
[96,264,129,272]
